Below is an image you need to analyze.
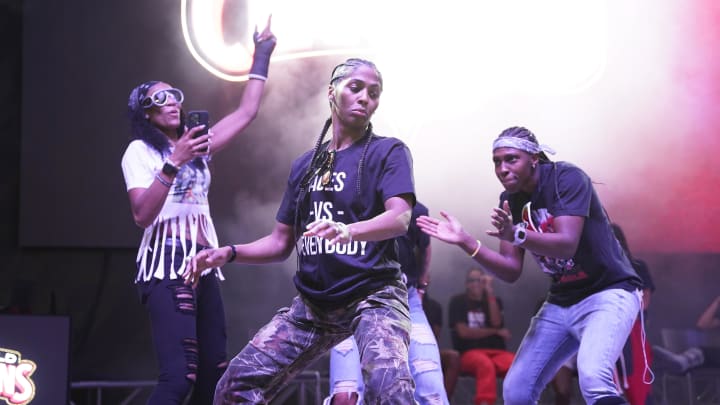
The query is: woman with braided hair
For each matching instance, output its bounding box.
[185,58,417,404]
[417,126,645,405]
[120,18,275,405]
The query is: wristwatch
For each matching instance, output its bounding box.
[162,159,180,176]
[513,224,527,246]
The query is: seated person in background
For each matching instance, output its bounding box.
[448,269,514,405]
[419,278,461,399]
[652,295,720,375]
[696,295,720,368]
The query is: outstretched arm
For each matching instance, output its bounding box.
[303,194,413,245]
[184,221,295,287]
[416,210,524,283]
[209,16,277,155]
[697,296,720,330]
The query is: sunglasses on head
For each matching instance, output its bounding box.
[300,149,336,188]
[140,88,184,109]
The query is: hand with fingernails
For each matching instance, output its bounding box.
[304,219,352,244]
[488,200,515,242]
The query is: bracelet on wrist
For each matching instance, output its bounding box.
[469,239,482,258]
[155,173,172,188]
[226,245,237,263]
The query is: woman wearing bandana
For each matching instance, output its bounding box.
[120,19,275,404]
[417,127,645,405]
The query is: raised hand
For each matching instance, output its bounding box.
[249,15,276,79]
[254,15,276,44]
[487,200,514,242]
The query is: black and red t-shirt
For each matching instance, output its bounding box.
[500,161,642,307]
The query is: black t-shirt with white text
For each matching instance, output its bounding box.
[448,293,507,353]
[500,162,642,307]
[277,133,415,308]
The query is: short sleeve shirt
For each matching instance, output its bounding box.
[448,293,507,353]
[500,162,642,306]
[276,134,415,308]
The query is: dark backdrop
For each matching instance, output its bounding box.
[2,0,719,397]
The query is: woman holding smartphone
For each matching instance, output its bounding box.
[120,19,275,404]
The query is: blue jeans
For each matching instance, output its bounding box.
[326,287,449,405]
[503,288,641,405]
[215,282,415,404]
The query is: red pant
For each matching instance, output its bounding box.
[621,318,654,405]
[460,348,515,405]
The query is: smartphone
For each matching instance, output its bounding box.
[187,110,210,138]
[187,110,210,152]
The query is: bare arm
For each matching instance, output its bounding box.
[697,296,720,330]
[416,210,524,283]
[454,322,506,340]
[184,221,295,286]
[127,125,207,228]
[303,194,413,244]
[489,200,585,260]
[207,79,265,155]
[128,185,172,229]
[208,19,276,155]
[484,277,503,327]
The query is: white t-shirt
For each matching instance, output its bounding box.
[121,140,221,282]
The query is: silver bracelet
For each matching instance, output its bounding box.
[155,173,172,188]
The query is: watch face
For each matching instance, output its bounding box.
[162,162,179,175]
[513,226,527,246]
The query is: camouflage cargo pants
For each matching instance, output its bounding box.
[214,281,416,404]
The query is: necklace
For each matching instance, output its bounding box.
[320,150,335,186]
